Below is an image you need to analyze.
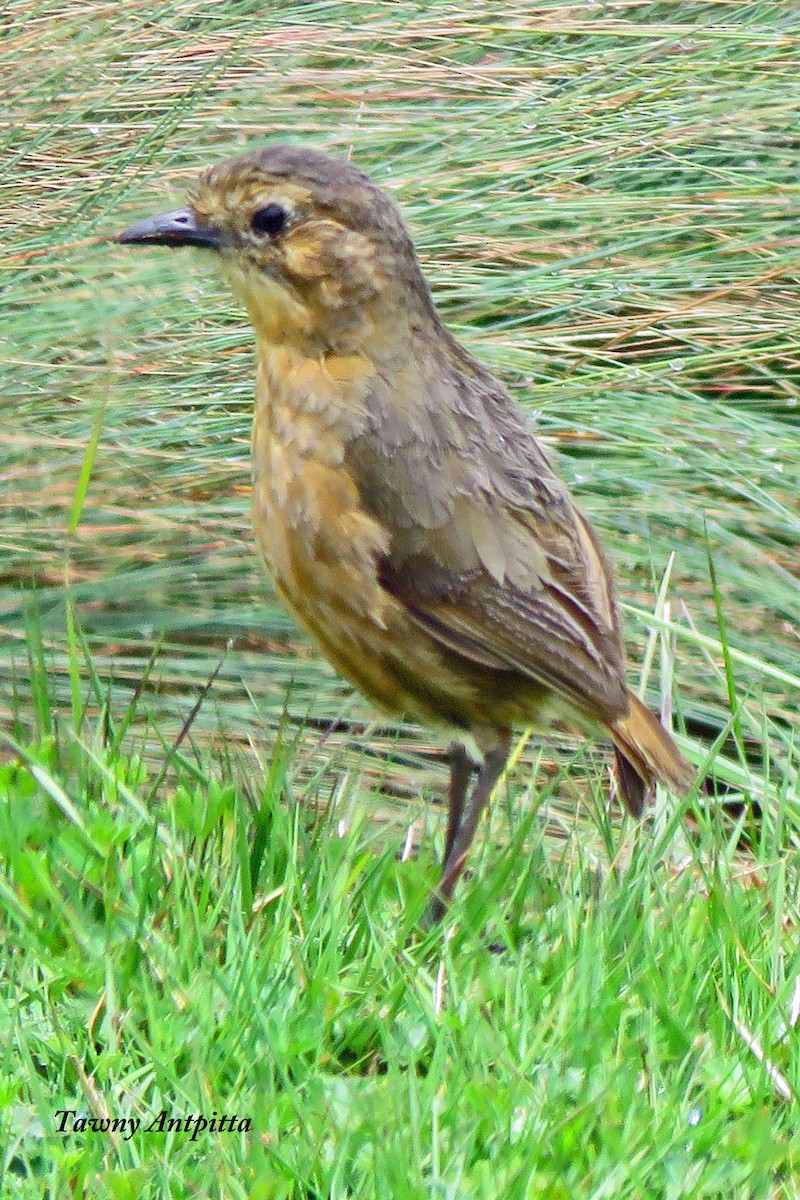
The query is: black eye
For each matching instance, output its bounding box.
[251,203,287,237]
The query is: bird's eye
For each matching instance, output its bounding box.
[251,203,287,237]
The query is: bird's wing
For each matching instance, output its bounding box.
[378,499,629,722]
[349,336,629,722]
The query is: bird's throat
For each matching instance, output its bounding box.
[225,261,316,351]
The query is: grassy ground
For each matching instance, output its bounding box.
[3,1,800,1195]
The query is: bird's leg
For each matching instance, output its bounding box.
[443,741,476,865]
[425,735,510,926]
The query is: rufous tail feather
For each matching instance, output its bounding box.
[610,690,695,817]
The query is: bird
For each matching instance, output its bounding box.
[116,144,695,924]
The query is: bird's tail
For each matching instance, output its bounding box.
[609,690,695,817]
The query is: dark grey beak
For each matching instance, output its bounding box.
[115,208,222,251]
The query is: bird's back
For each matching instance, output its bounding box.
[344,322,630,723]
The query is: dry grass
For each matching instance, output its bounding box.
[3,0,799,818]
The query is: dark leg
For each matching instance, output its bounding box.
[444,742,476,865]
[425,737,510,926]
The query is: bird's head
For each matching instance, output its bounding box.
[117,145,434,354]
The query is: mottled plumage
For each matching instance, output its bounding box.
[117,145,695,922]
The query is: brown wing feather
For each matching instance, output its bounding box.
[349,334,631,724]
[380,547,628,723]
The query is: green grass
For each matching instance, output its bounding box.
[3,692,800,1197]
[2,1,800,1195]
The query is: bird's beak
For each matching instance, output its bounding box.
[115,208,222,251]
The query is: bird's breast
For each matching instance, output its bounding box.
[251,344,392,629]
[248,344,556,729]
